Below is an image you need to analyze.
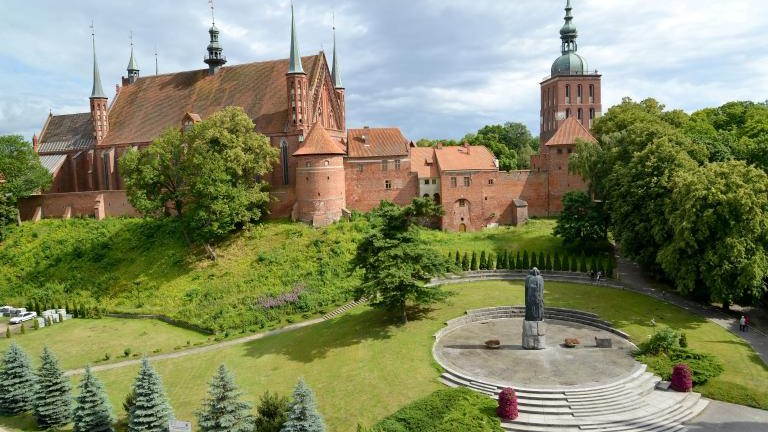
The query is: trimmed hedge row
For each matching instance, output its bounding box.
[448,249,614,278]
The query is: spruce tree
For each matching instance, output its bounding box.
[515,251,522,270]
[73,366,115,432]
[545,253,552,271]
[461,252,469,271]
[0,342,36,415]
[470,252,478,270]
[488,252,496,270]
[454,251,460,267]
[281,379,325,432]
[128,357,174,432]
[539,252,546,270]
[196,365,253,432]
[579,254,588,272]
[522,251,530,269]
[530,251,538,269]
[34,346,72,429]
[570,255,578,272]
[254,391,289,432]
[499,251,507,270]
[479,251,487,270]
[553,252,561,271]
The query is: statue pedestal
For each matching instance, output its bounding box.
[522,320,547,350]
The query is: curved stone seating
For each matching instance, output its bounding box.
[434,307,708,432]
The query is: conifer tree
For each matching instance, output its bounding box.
[73,366,115,432]
[196,365,253,432]
[470,251,478,270]
[488,252,496,270]
[281,379,325,432]
[579,254,588,272]
[590,257,598,273]
[254,391,289,432]
[454,250,460,267]
[128,357,174,432]
[0,342,36,415]
[461,252,469,271]
[34,346,72,429]
[570,255,579,272]
[515,251,522,270]
[539,252,546,270]
[531,251,538,269]
[545,253,552,271]
[553,252,561,271]
[479,251,487,270]
[499,251,507,269]
[522,251,530,269]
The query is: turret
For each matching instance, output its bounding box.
[286,4,309,131]
[203,1,227,75]
[125,33,140,85]
[89,27,109,144]
[332,25,346,131]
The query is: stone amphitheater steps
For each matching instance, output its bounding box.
[435,307,709,432]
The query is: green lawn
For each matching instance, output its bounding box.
[1,281,764,432]
[421,218,563,256]
[0,318,211,370]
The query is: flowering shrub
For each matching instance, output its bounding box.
[671,363,693,392]
[256,284,305,309]
[497,387,519,420]
[564,338,580,347]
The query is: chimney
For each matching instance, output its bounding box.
[463,142,470,154]
[32,134,39,153]
[436,142,443,150]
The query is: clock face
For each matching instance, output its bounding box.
[556,111,566,121]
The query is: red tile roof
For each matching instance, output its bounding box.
[544,117,596,146]
[347,127,410,158]
[434,145,497,172]
[410,147,439,178]
[293,122,345,156]
[103,54,323,146]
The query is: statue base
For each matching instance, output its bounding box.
[522,320,546,350]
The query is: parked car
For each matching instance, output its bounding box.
[9,311,37,325]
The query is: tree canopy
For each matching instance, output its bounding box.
[120,107,279,243]
[553,191,608,251]
[353,198,451,323]
[0,135,51,238]
[570,98,768,305]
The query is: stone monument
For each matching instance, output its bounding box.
[522,267,546,350]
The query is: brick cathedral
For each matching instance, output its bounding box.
[22,0,601,232]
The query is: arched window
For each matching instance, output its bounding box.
[280,140,289,185]
[433,193,441,204]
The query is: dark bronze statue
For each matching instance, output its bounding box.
[524,267,544,321]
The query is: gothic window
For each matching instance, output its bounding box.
[459,199,468,207]
[280,140,289,185]
[433,193,441,204]
[102,152,111,190]
[589,108,596,119]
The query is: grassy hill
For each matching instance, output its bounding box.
[0,217,567,333]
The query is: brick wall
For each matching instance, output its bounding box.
[344,157,419,212]
[19,190,139,220]
[294,154,346,227]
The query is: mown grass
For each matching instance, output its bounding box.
[1,281,764,432]
[420,218,562,256]
[0,318,211,371]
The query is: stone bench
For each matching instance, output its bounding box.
[595,337,613,348]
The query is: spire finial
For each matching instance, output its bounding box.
[90,22,107,99]
[288,2,305,74]
[560,0,578,54]
[209,0,216,25]
[155,44,159,75]
[331,15,343,89]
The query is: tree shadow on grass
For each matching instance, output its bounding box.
[242,307,398,363]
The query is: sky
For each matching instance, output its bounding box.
[1,0,767,142]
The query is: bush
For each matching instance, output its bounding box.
[636,347,723,385]
[479,251,487,270]
[470,252,478,271]
[496,388,518,421]
[679,333,688,348]
[5,328,9,339]
[461,253,469,271]
[640,328,680,355]
[372,388,501,432]
[104,353,111,361]
[33,319,40,330]
[671,363,693,392]
[124,348,132,358]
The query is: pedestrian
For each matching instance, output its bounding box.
[739,315,746,332]
[745,315,750,332]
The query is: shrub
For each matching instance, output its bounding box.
[479,251,487,270]
[538,252,545,270]
[641,328,680,355]
[679,333,688,348]
[522,251,529,269]
[488,252,496,270]
[545,253,552,271]
[104,353,111,361]
[497,388,519,421]
[671,363,693,392]
[461,253,469,271]
[553,252,561,271]
[254,391,290,432]
[5,328,9,339]
[636,347,723,385]
[569,255,578,272]
[33,319,40,330]
[530,252,538,269]
[470,252,478,271]
[124,348,132,358]
[454,251,461,267]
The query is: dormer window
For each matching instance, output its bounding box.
[181,113,202,133]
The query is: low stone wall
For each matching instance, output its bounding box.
[18,190,139,221]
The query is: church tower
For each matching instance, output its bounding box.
[286,4,309,133]
[89,28,109,144]
[203,1,227,75]
[540,0,601,145]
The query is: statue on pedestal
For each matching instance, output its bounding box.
[522,267,546,350]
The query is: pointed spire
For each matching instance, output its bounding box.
[560,0,578,54]
[331,20,343,89]
[288,3,305,74]
[154,45,159,75]
[126,31,140,84]
[90,24,107,99]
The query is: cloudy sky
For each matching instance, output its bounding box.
[1,0,766,141]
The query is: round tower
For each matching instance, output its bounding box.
[292,123,347,227]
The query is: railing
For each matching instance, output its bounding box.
[542,70,600,81]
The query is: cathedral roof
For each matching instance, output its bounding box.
[37,113,94,154]
[102,54,323,146]
[293,122,345,156]
[347,128,410,158]
[434,145,497,172]
[544,117,596,146]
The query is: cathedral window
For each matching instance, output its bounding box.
[280,140,289,185]
[385,180,392,190]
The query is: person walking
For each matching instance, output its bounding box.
[739,315,746,332]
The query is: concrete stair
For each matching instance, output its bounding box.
[322,297,367,320]
[435,307,709,432]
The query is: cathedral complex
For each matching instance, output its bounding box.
[22,0,601,232]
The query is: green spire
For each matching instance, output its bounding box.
[288,4,304,74]
[90,27,107,99]
[127,32,139,73]
[560,0,578,54]
[331,25,343,89]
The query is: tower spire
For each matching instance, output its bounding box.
[154,44,159,75]
[126,31,140,84]
[331,17,343,89]
[288,3,304,74]
[560,0,578,54]
[204,0,226,75]
[90,23,107,99]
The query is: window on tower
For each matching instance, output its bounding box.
[280,140,289,185]
[578,108,583,120]
[565,85,571,104]
[577,85,582,103]
[589,85,595,103]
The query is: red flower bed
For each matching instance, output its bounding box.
[497,387,519,420]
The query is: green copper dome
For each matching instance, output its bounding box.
[552,52,588,76]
